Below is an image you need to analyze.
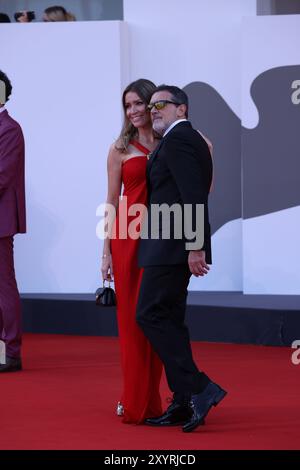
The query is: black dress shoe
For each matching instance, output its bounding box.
[145,401,192,426]
[145,400,204,427]
[0,356,22,372]
[182,381,227,433]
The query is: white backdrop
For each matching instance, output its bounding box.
[242,15,300,128]
[124,0,257,291]
[2,3,298,294]
[124,0,257,117]
[242,15,300,294]
[0,21,128,292]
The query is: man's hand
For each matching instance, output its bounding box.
[188,250,210,277]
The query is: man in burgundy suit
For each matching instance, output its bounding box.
[0,70,26,372]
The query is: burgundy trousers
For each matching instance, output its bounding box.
[0,236,22,358]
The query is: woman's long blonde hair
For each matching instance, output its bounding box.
[116,78,158,153]
[43,6,76,22]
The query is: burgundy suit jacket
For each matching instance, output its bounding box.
[0,109,26,237]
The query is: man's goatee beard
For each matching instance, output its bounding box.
[153,122,164,136]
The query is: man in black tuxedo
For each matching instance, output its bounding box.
[137,85,227,432]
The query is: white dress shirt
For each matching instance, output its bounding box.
[163,119,188,137]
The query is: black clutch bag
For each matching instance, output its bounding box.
[95,280,116,306]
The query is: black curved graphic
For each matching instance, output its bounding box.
[184,65,300,232]
[242,65,300,219]
[184,82,241,234]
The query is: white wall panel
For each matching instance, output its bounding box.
[0,21,128,292]
[242,15,300,294]
[124,0,256,291]
[124,0,256,116]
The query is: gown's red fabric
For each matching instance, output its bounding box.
[111,140,163,424]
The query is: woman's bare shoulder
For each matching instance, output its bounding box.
[107,142,124,163]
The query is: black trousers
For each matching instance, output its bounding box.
[136,265,209,403]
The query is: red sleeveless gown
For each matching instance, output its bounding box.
[111,140,163,424]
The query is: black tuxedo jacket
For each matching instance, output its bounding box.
[138,121,212,267]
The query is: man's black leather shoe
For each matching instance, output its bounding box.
[182,381,227,433]
[145,400,204,427]
[0,356,22,372]
[145,401,192,426]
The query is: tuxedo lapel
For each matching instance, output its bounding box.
[146,138,164,179]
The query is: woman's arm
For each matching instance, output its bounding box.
[197,130,213,156]
[101,144,122,280]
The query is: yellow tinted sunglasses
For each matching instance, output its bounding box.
[147,100,181,111]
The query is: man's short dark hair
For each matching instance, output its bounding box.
[0,70,12,102]
[154,84,189,117]
[0,13,11,23]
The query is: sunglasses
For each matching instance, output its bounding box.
[147,100,181,111]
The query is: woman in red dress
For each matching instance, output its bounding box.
[101,79,163,424]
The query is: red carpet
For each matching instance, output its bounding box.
[1,334,299,450]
